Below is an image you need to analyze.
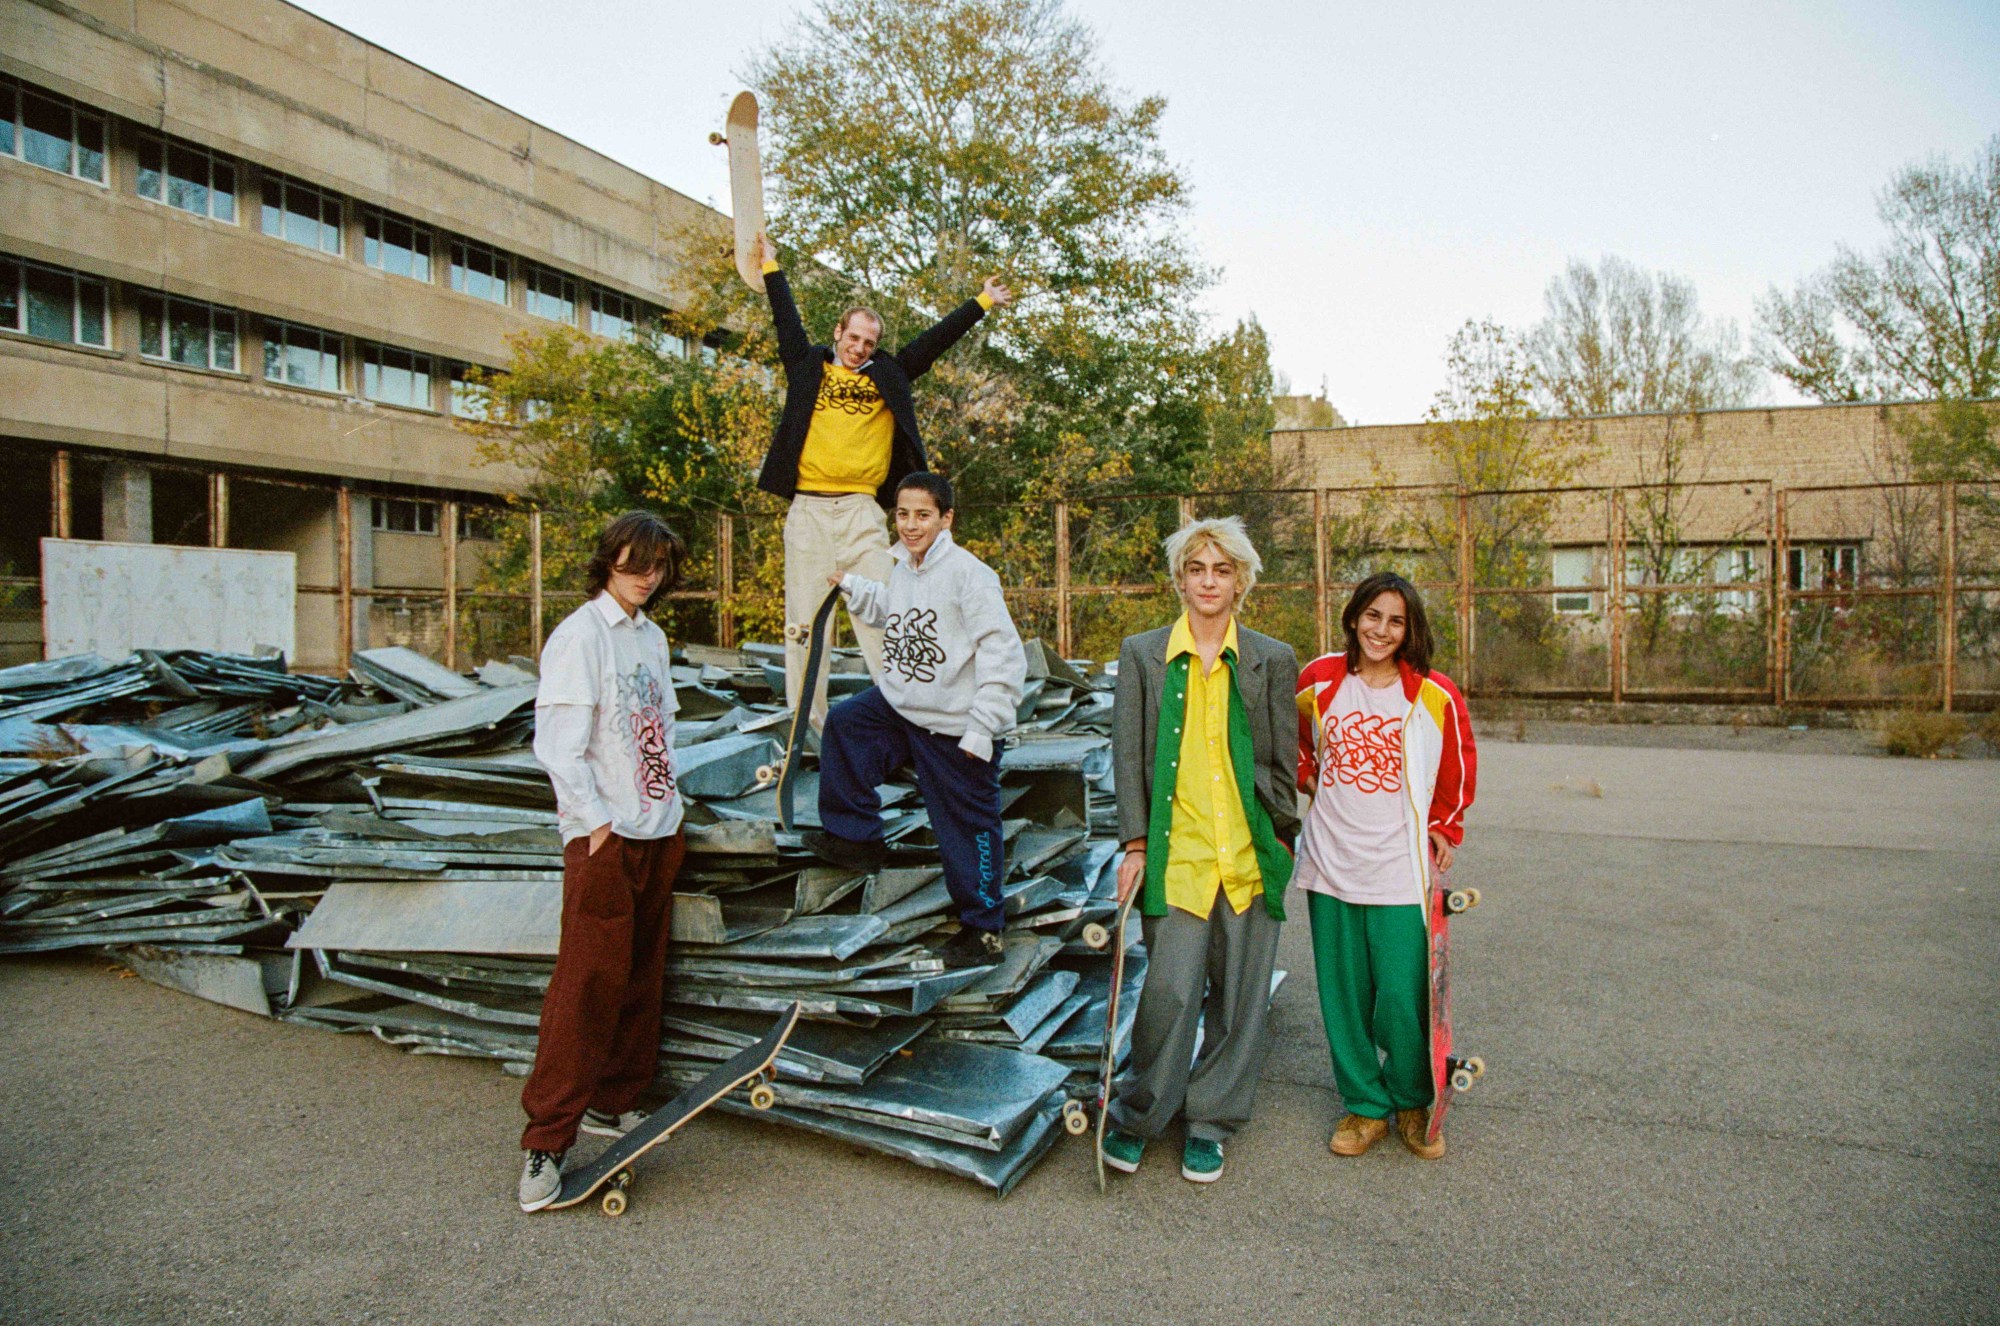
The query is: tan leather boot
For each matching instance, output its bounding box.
[1396,1108,1445,1159]
[1329,1112,1390,1157]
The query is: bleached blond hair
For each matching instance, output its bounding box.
[1164,516,1262,606]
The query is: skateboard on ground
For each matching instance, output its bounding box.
[707,91,765,292]
[1425,862,1485,1145]
[540,1002,800,1217]
[771,584,842,831]
[1071,885,1138,1191]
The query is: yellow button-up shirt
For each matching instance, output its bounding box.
[1162,614,1262,919]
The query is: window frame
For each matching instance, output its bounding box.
[449,238,510,305]
[135,131,238,222]
[261,318,344,394]
[371,497,439,536]
[362,206,433,283]
[522,262,578,323]
[0,76,108,185]
[139,291,239,373]
[260,171,344,255]
[1551,546,1595,616]
[589,287,639,339]
[0,255,110,348]
[359,340,437,412]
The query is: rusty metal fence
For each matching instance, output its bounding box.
[24,447,2000,712]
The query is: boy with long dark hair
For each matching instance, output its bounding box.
[1294,571,1477,1159]
[518,511,688,1210]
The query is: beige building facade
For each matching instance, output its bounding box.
[0,0,730,666]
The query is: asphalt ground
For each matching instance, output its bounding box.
[2,740,1995,1325]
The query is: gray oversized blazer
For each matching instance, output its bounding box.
[1111,620,1303,850]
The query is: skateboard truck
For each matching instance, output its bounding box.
[1446,1055,1486,1094]
[1445,886,1482,914]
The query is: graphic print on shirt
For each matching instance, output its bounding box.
[616,662,676,808]
[1322,708,1404,794]
[883,608,947,682]
[815,369,882,416]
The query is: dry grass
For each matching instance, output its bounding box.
[1879,711,1969,758]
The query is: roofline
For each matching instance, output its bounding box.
[1271,395,2000,435]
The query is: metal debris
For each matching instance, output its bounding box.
[0,639,1143,1195]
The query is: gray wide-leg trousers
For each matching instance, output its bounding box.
[1107,895,1282,1143]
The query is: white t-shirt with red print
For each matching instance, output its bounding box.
[1293,672,1422,906]
[532,592,682,845]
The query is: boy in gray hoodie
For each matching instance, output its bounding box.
[804,472,1028,968]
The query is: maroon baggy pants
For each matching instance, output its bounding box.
[520,830,683,1153]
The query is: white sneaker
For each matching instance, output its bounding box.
[582,1108,647,1138]
[518,1148,564,1211]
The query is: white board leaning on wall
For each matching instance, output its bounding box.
[41,539,296,661]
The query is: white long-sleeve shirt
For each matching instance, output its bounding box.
[531,592,682,844]
[839,528,1026,761]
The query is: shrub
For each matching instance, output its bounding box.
[1880,711,1968,758]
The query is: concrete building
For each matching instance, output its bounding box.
[0,0,730,667]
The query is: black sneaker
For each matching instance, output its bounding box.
[939,927,1006,970]
[801,830,887,873]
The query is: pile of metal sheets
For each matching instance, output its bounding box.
[0,638,1142,1195]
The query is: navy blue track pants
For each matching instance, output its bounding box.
[818,685,1006,932]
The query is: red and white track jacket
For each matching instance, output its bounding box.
[1295,654,1477,895]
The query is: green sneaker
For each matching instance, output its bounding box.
[1100,1128,1145,1174]
[1181,1137,1224,1183]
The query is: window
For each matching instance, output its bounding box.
[1551,548,1594,615]
[261,172,343,254]
[523,263,577,322]
[139,293,238,371]
[458,507,499,541]
[590,288,638,339]
[448,362,494,420]
[0,256,109,347]
[262,320,342,392]
[136,133,236,221]
[372,498,438,535]
[364,208,431,282]
[360,342,434,410]
[0,77,107,184]
[653,328,690,359]
[449,239,508,304]
[1788,544,1859,592]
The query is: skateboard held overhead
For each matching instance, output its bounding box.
[1425,864,1485,1146]
[539,1002,801,1216]
[711,91,766,293]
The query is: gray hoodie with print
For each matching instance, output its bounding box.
[838,528,1027,761]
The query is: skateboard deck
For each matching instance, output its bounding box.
[541,1001,801,1216]
[1086,887,1139,1191]
[713,91,765,292]
[776,584,843,831]
[1425,864,1484,1145]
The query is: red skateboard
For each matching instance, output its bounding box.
[1425,862,1485,1145]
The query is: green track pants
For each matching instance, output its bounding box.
[1307,891,1431,1119]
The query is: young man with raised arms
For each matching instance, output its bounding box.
[753,232,1011,731]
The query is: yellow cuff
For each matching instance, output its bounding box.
[761,259,780,275]
[975,291,995,311]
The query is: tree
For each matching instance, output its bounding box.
[1529,255,1761,417]
[1755,134,2000,405]
[746,0,1236,502]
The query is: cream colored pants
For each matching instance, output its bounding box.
[784,493,893,728]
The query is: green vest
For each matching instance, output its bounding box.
[1141,647,1292,921]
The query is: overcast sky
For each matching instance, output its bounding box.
[292,0,2000,425]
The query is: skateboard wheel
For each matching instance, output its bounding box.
[1062,1101,1089,1136]
[1080,922,1110,950]
[1450,1067,1475,1092]
[756,763,779,784]
[749,1083,776,1110]
[601,1189,628,1217]
[708,131,725,146]
[1464,1056,1486,1080]
[760,1065,779,1084]
[1446,888,1472,913]
[1465,888,1483,909]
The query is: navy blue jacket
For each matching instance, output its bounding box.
[755,268,989,507]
